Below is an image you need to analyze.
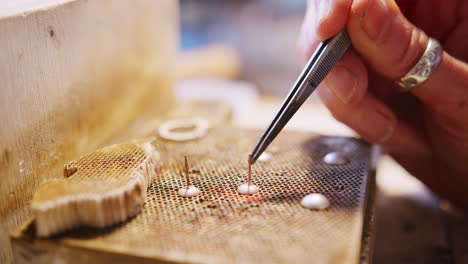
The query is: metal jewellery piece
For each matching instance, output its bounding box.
[397,38,442,91]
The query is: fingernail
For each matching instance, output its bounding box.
[324,66,357,103]
[359,110,394,143]
[361,0,394,41]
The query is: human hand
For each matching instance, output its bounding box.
[297,0,468,208]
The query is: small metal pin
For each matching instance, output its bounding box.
[323,152,349,165]
[237,154,259,195]
[178,156,200,197]
[184,156,189,187]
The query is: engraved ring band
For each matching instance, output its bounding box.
[396,38,442,92]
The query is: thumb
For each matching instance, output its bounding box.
[348,0,468,114]
[348,0,428,80]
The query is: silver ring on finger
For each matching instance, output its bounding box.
[396,38,442,92]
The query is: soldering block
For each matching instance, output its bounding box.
[14,130,377,264]
[31,140,159,237]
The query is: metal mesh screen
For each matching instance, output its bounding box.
[42,128,374,264]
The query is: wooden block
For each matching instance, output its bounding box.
[0,0,177,262]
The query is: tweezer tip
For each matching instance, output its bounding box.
[249,147,262,164]
[249,153,257,164]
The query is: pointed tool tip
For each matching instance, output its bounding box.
[249,151,259,165]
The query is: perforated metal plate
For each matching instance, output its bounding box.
[13,128,375,264]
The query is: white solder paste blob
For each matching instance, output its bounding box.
[178,186,201,197]
[301,194,330,210]
[322,152,349,165]
[268,146,279,153]
[257,152,271,162]
[237,183,259,195]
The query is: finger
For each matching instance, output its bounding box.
[323,50,368,104]
[324,50,426,135]
[316,0,353,41]
[348,0,468,116]
[444,19,468,61]
[317,82,431,157]
[297,0,352,61]
[348,0,428,80]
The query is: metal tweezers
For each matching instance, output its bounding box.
[250,29,352,164]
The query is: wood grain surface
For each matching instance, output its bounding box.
[0,1,177,262]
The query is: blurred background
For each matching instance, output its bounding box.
[176,0,352,136]
[180,0,307,96]
[176,0,354,142]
